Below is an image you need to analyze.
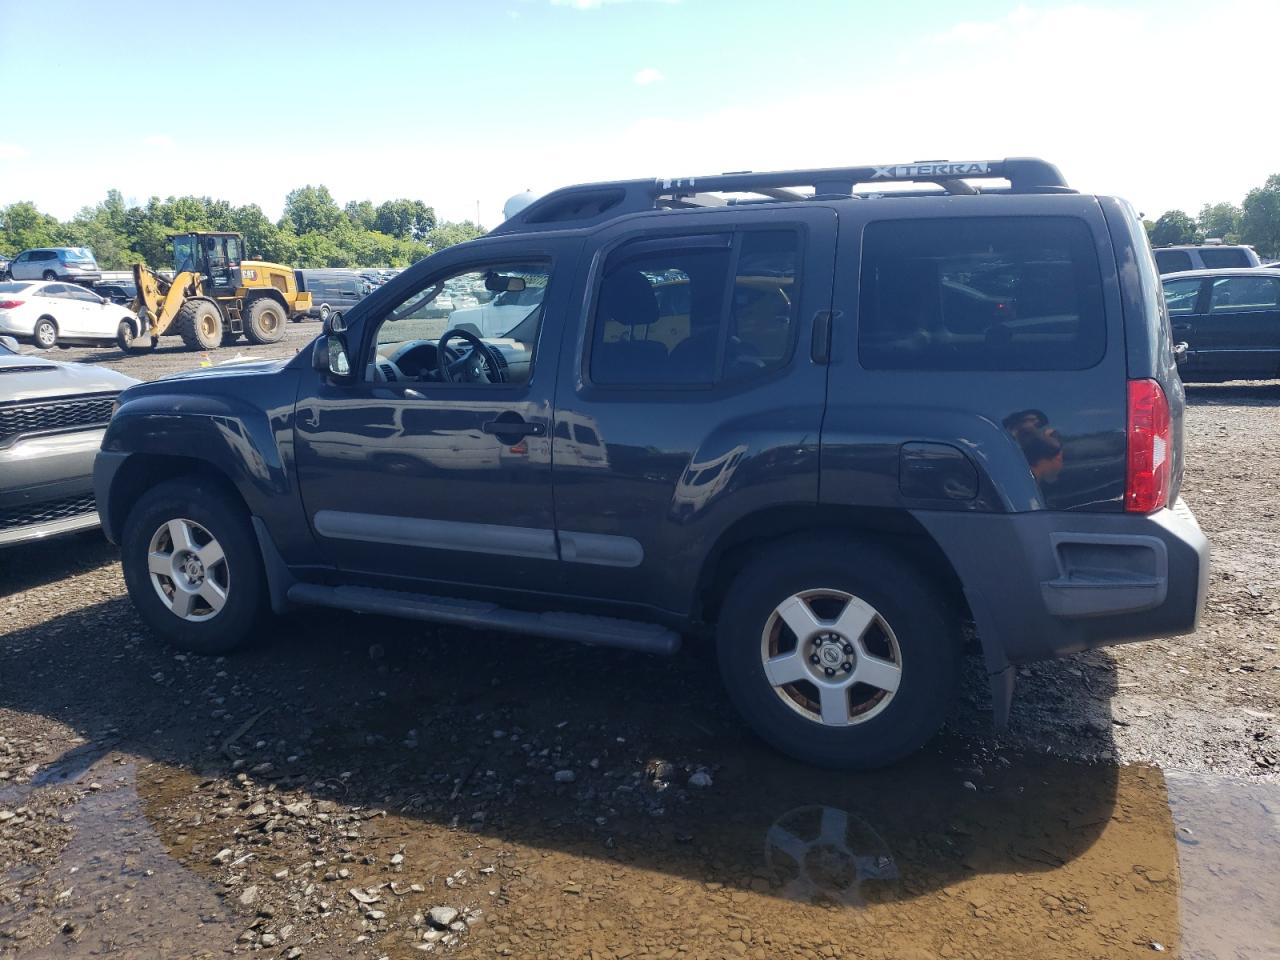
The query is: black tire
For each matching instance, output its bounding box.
[243,298,286,345]
[120,477,267,654]
[41,270,57,281]
[33,317,57,349]
[118,319,155,354]
[176,299,223,351]
[716,536,960,769]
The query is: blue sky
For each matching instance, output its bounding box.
[1,0,1277,227]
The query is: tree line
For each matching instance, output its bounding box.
[1145,172,1280,257]
[0,185,486,271]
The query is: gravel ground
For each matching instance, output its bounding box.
[1,330,1277,957]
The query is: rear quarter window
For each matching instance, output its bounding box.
[1154,250,1194,273]
[857,216,1107,371]
[1198,248,1251,269]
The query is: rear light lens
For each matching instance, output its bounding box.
[0,300,24,309]
[1126,378,1171,513]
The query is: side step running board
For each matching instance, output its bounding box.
[286,583,681,655]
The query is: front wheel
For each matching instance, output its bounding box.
[243,298,286,345]
[716,536,960,769]
[34,317,57,349]
[117,319,154,354]
[120,478,267,654]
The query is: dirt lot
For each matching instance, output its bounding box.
[1,326,1278,958]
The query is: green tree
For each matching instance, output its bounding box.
[281,185,343,235]
[423,220,485,254]
[344,200,376,231]
[1240,174,1280,259]
[1149,210,1201,247]
[0,201,64,253]
[1196,202,1241,242]
[373,199,436,240]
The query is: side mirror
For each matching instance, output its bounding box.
[1173,341,1189,366]
[312,333,352,379]
[323,312,345,335]
[0,335,20,352]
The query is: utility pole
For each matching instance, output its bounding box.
[476,199,481,228]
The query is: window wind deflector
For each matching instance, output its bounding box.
[613,234,733,263]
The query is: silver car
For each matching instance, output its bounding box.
[7,247,103,284]
[0,335,137,547]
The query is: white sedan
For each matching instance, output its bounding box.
[0,280,139,349]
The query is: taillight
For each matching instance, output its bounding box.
[1126,378,1171,513]
[0,299,24,309]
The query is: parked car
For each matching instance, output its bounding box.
[94,280,138,305]
[293,270,366,323]
[96,157,1208,769]
[7,247,102,285]
[0,336,137,547]
[1153,243,1261,274]
[0,251,12,279]
[0,280,140,349]
[1162,267,1280,381]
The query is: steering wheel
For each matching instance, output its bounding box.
[435,328,507,384]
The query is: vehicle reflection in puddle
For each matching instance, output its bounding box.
[4,739,1277,958]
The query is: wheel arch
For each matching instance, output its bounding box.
[101,452,248,544]
[244,288,289,313]
[695,504,972,634]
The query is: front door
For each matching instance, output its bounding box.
[293,237,576,598]
[1200,274,1280,377]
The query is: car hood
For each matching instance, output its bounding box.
[151,357,294,384]
[0,351,138,401]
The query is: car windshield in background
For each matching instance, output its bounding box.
[0,282,33,294]
[65,248,96,263]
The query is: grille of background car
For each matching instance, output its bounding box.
[0,493,97,531]
[0,395,117,448]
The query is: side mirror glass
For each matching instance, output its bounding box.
[312,334,352,379]
[1173,341,1189,365]
[323,312,345,335]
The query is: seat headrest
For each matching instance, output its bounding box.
[601,269,659,327]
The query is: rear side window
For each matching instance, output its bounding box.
[1154,250,1194,273]
[1208,276,1280,312]
[858,217,1107,371]
[590,230,800,386]
[1199,248,1250,269]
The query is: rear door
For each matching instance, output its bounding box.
[1202,274,1280,375]
[550,206,837,616]
[827,198,1128,513]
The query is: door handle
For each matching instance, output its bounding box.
[482,418,545,438]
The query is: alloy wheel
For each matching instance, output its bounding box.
[759,589,903,726]
[147,518,230,622]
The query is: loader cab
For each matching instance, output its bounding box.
[171,232,243,292]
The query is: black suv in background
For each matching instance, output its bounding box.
[95,158,1209,768]
[1163,267,1280,381]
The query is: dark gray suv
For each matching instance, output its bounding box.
[96,158,1209,768]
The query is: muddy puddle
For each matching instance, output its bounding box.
[1,736,1275,960]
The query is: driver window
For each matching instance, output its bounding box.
[370,260,551,387]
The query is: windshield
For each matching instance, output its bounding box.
[173,236,197,274]
[381,264,550,344]
[65,248,96,263]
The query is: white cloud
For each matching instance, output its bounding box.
[143,134,175,149]
[0,143,29,161]
[632,67,664,86]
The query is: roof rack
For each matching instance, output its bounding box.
[492,157,1071,235]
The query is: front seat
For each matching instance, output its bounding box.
[594,270,668,384]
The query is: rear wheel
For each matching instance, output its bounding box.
[318,303,331,323]
[716,536,960,769]
[175,299,223,351]
[244,298,286,345]
[41,270,56,281]
[120,478,267,654]
[34,317,57,349]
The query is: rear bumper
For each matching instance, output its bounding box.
[913,498,1209,667]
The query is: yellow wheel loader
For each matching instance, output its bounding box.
[120,232,312,353]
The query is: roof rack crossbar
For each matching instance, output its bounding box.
[492,157,1070,235]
